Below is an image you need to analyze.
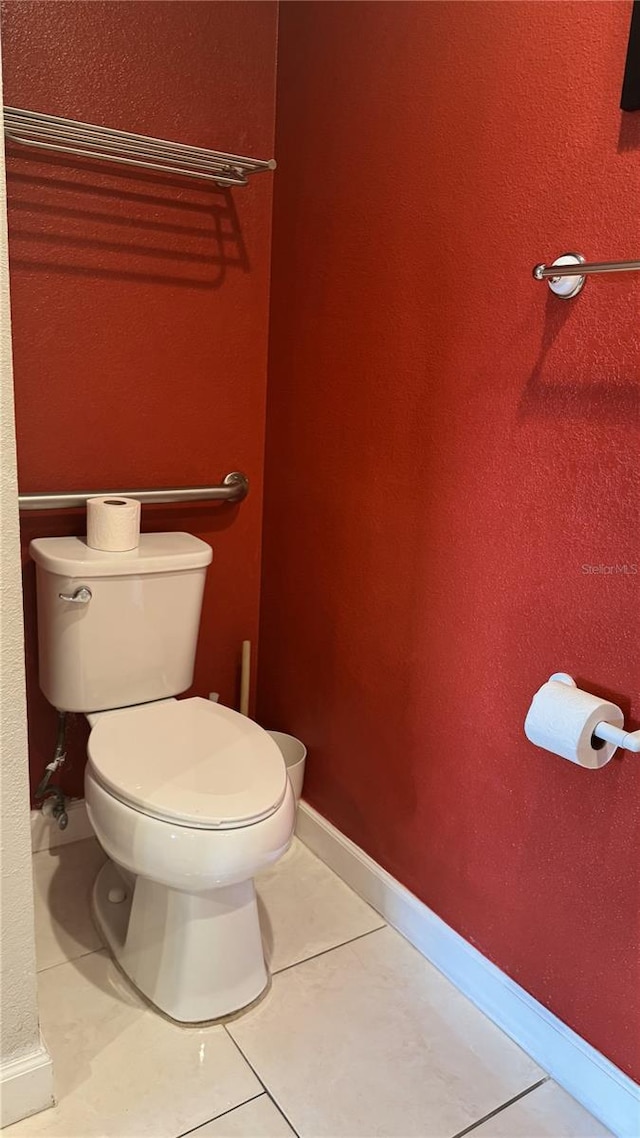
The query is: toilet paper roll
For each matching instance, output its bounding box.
[524,679,624,769]
[86,496,141,552]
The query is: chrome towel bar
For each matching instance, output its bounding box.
[533,252,640,298]
[18,472,249,511]
[4,107,276,189]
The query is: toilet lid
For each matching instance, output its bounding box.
[87,698,288,829]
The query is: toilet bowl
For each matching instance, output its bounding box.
[85,697,295,1023]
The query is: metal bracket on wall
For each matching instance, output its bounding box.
[533,251,640,298]
[4,106,276,188]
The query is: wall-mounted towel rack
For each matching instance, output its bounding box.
[18,471,249,511]
[3,107,276,188]
[533,252,640,298]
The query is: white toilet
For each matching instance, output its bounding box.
[30,532,295,1023]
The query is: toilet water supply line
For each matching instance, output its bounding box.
[35,710,70,829]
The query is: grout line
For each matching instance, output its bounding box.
[223,1027,301,1138]
[449,1077,550,1138]
[270,924,386,977]
[175,1091,266,1137]
[36,945,105,975]
[223,1024,268,1094]
[255,1086,300,1138]
[36,916,384,982]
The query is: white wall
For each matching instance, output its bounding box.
[0,59,54,1127]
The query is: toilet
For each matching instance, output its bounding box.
[30,532,295,1023]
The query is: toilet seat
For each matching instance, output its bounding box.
[87,697,288,830]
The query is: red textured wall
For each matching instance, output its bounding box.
[260,1,640,1079]
[1,0,277,799]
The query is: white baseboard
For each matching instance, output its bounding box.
[0,1039,53,1128]
[296,801,640,1138]
[31,798,91,853]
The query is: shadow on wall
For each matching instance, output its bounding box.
[520,110,640,425]
[5,150,249,289]
[617,110,640,151]
[520,289,640,423]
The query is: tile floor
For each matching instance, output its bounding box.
[7,836,612,1138]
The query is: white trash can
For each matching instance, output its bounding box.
[266,731,307,802]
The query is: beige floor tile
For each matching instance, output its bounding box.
[471,1081,614,1138]
[257,838,384,973]
[185,1094,296,1137]
[228,926,544,1138]
[33,838,106,971]
[5,951,261,1138]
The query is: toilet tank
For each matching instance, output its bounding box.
[30,533,213,712]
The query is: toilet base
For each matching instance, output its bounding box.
[93,860,269,1023]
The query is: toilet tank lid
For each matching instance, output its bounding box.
[29,533,213,577]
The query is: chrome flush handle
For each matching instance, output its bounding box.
[58,586,92,604]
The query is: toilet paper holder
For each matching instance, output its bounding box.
[550,674,640,754]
